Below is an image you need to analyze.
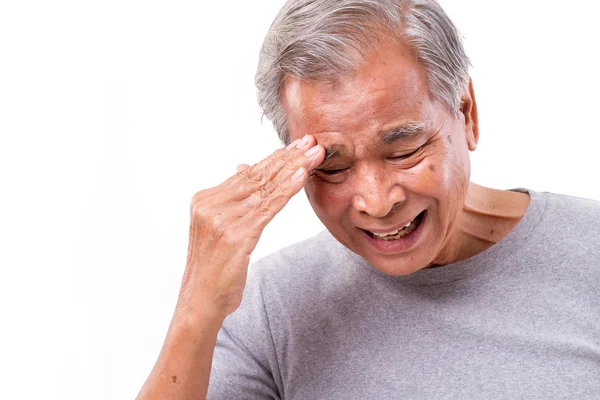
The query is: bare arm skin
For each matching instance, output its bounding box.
[137,135,324,400]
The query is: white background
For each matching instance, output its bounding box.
[1,1,599,399]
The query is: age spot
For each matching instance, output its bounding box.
[447,135,453,144]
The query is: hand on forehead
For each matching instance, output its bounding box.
[311,131,355,161]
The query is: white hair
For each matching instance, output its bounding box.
[255,0,471,144]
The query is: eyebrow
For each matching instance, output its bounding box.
[381,120,429,144]
[320,120,430,162]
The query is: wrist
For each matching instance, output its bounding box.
[173,299,227,331]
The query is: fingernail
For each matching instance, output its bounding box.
[304,145,320,158]
[292,167,305,182]
[297,134,310,151]
[286,138,300,150]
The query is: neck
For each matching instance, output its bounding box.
[429,182,531,267]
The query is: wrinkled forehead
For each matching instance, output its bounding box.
[280,39,436,145]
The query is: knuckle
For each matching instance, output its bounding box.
[257,185,271,199]
[273,158,288,173]
[268,150,290,168]
[191,202,209,220]
[280,148,296,162]
[191,204,224,230]
[190,189,210,206]
[258,179,280,199]
[251,181,289,220]
[253,200,271,218]
[243,166,267,187]
[270,189,291,207]
[272,148,288,160]
[270,148,295,167]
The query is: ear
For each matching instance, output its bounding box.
[460,78,479,151]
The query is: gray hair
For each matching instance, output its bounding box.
[255,0,471,145]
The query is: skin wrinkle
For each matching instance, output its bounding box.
[381,120,429,144]
[316,121,437,171]
[282,37,530,276]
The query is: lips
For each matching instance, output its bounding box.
[359,210,428,253]
[362,211,426,237]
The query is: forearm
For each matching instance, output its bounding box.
[137,309,224,400]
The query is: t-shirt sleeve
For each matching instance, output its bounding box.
[206,264,282,399]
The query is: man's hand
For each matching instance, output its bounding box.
[137,135,324,400]
[177,134,325,320]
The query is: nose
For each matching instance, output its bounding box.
[351,167,406,218]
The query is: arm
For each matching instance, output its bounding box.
[136,308,223,400]
[136,135,325,400]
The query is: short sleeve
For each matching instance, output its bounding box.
[206,264,283,399]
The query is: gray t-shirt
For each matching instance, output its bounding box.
[207,189,600,399]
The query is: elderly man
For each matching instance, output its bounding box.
[138,0,600,399]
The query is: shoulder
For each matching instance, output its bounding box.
[535,190,600,253]
[544,191,600,223]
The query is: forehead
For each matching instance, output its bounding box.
[281,39,438,144]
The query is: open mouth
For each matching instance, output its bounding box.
[363,211,426,241]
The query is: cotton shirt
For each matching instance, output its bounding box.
[207,189,600,399]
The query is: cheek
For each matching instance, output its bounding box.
[428,135,470,220]
[304,179,349,221]
[401,137,469,208]
[438,152,468,196]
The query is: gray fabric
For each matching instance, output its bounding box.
[207,189,600,399]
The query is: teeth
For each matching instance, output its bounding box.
[371,222,413,237]
[369,215,421,240]
[373,229,400,237]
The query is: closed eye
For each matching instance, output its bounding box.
[316,167,349,175]
[390,146,424,160]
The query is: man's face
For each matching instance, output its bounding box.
[281,39,478,276]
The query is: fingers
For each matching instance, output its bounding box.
[240,144,325,231]
[221,135,325,200]
[235,164,250,173]
[241,170,306,232]
[183,136,326,319]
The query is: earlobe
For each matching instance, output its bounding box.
[461,78,479,151]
